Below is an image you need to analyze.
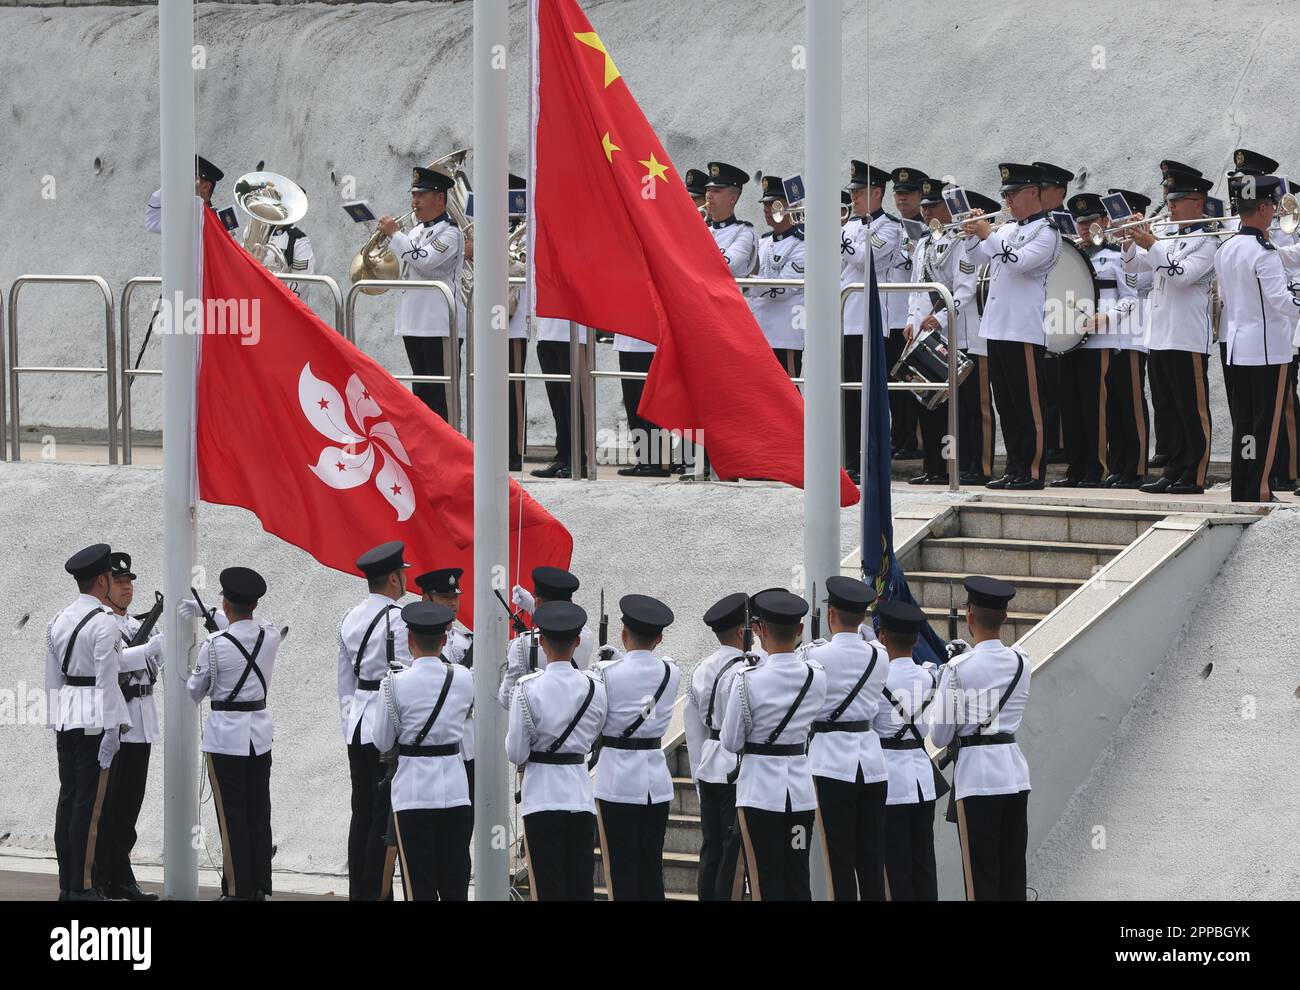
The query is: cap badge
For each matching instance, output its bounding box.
[710,164,720,177]
[1235,151,1246,166]
[1000,167,1010,181]
[898,169,909,182]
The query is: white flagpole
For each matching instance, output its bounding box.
[159,0,199,900]
[804,0,844,904]
[472,0,511,902]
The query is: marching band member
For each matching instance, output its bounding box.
[505,601,609,901]
[959,191,1004,485]
[531,314,591,479]
[507,173,529,474]
[842,160,902,482]
[47,544,133,901]
[1216,173,1294,503]
[1124,172,1217,495]
[384,166,465,423]
[1104,188,1155,488]
[498,567,596,710]
[685,168,709,211]
[720,590,827,901]
[146,154,223,232]
[808,577,889,901]
[705,161,758,277]
[592,596,680,901]
[413,568,476,798]
[337,542,412,901]
[753,174,807,378]
[1273,236,1300,496]
[929,577,1032,902]
[187,567,281,901]
[888,167,930,461]
[372,601,475,901]
[1035,161,1076,464]
[93,552,163,901]
[684,593,755,901]
[903,178,980,485]
[964,163,1063,491]
[872,599,940,901]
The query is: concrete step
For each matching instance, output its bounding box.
[671,776,701,817]
[920,606,1045,644]
[920,536,1126,581]
[665,813,703,855]
[958,502,1168,544]
[593,848,700,895]
[667,744,692,779]
[909,571,1082,614]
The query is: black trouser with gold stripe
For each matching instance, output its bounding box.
[1106,348,1150,482]
[1269,355,1300,485]
[347,730,391,901]
[987,340,1047,482]
[774,348,803,381]
[917,401,949,478]
[959,353,997,479]
[737,803,816,902]
[508,338,526,465]
[887,331,920,452]
[1229,362,1290,503]
[1149,350,1211,486]
[537,340,588,470]
[883,797,937,901]
[597,799,669,901]
[1149,347,1176,462]
[619,351,663,469]
[843,335,864,470]
[697,781,741,901]
[523,810,596,901]
[54,728,109,895]
[93,740,151,891]
[402,337,459,423]
[814,775,887,901]
[956,791,1028,901]
[393,806,472,901]
[1058,348,1110,482]
[207,748,273,899]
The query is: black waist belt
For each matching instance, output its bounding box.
[879,738,925,751]
[527,752,585,766]
[211,700,267,713]
[707,729,721,741]
[742,743,806,757]
[64,676,95,687]
[957,732,1016,749]
[122,684,154,701]
[356,679,382,692]
[812,720,873,734]
[597,736,662,751]
[399,743,460,758]
[1097,278,1118,290]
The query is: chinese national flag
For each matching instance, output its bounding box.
[195,210,573,622]
[530,0,859,507]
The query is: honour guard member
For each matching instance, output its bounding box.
[337,541,412,901]
[753,174,807,378]
[505,601,609,901]
[1217,173,1294,503]
[685,168,709,211]
[720,590,828,901]
[146,154,223,232]
[384,166,465,422]
[684,593,758,901]
[808,577,889,901]
[1125,172,1217,495]
[592,596,681,901]
[872,600,940,901]
[371,601,475,901]
[499,567,596,709]
[904,178,981,485]
[414,568,476,796]
[187,567,281,901]
[964,164,1063,490]
[888,167,930,461]
[842,161,902,481]
[930,577,1031,902]
[93,552,163,901]
[47,544,133,901]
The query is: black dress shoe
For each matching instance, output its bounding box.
[1102,474,1123,488]
[109,882,160,902]
[531,461,571,479]
[893,448,924,461]
[66,889,106,901]
[1140,477,1173,494]
[960,473,991,486]
[985,474,1014,490]
[908,473,932,486]
[1051,477,1082,489]
[671,463,688,475]
[1111,476,1146,489]
[1294,484,1300,497]
[1078,477,1105,489]
[1149,453,1171,469]
[1169,482,1206,495]
[1008,476,1045,491]
[618,464,671,478]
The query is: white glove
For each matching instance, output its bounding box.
[178,598,202,621]
[511,585,535,614]
[945,639,971,660]
[98,731,120,769]
[144,635,164,661]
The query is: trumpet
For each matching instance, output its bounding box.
[928,209,1011,240]
[770,201,851,224]
[1088,207,1173,246]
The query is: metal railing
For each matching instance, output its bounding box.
[7,275,117,462]
[278,274,345,333]
[0,286,6,461]
[346,279,462,433]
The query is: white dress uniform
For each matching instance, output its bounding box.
[908,234,980,353]
[842,211,904,337]
[267,226,315,301]
[497,625,594,709]
[371,653,475,901]
[112,613,161,745]
[751,227,806,357]
[46,592,133,896]
[441,624,476,767]
[684,645,752,783]
[965,215,1062,346]
[337,595,411,746]
[390,215,465,339]
[710,216,758,277]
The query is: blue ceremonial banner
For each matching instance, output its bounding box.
[860,265,948,663]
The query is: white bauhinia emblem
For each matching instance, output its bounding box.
[299,363,416,522]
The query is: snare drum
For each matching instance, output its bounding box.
[891,330,973,411]
[1044,239,1100,355]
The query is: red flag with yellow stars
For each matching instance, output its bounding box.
[529,0,860,506]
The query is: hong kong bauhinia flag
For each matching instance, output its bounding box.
[195,210,573,621]
[529,0,859,507]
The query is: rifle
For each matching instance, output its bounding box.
[129,592,165,648]
[493,589,528,636]
[598,588,608,649]
[384,608,397,670]
[189,587,221,633]
[810,581,821,642]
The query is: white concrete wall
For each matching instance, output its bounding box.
[5,0,1297,453]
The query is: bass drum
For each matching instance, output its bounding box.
[975,264,991,317]
[1044,238,1100,355]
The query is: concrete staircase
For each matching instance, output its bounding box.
[900,502,1169,643]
